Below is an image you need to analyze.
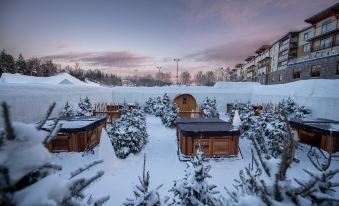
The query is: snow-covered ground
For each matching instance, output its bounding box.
[51,114,339,205]
[1,78,339,127]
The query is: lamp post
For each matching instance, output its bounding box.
[173,58,180,85]
[156,66,161,86]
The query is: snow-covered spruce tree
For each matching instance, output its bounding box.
[200,97,219,119]
[161,103,179,128]
[62,101,74,116]
[280,97,311,119]
[144,97,155,114]
[162,93,171,109]
[153,96,164,117]
[77,96,94,116]
[109,106,148,159]
[169,148,223,206]
[124,154,163,206]
[225,113,339,206]
[0,102,109,206]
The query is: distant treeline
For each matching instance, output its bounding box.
[0,49,231,86]
[0,49,122,86]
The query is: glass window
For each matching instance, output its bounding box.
[304,32,310,40]
[321,21,332,34]
[293,68,300,79]
[303,44,311,53]
[279,74,283,81]
[311,65,321,77]
[183,96,188,104]
[317,37,332,50]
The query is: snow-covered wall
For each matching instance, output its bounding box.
[0,84,112,126]
[0,79,338,126]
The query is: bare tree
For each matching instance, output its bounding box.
[179,71,191,85]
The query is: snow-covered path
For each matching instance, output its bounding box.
[51,115,339,205]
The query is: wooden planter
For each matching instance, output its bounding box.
[44,116,107,152]
[289,118,339,153]
[177,118,240,157]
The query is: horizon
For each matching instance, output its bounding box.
[1,0,337,77]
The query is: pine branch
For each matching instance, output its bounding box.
[92,195,110,206]
[1,102,15,140]
[36,102,56,130]
[67,171,104,201]
[69,160,103,179]
[43,119,61,145]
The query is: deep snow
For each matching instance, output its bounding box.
[1,79,339,128]
[51,114,339,205]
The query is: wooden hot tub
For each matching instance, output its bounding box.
[176,118,240,157]
[289,118,339,153]
[43,116,107,152]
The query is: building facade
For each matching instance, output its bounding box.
[233,2,339,84]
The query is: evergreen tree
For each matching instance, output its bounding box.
[153,96,164,117]
[144,97,155,114]
[161,103,179,128]
[169,149,223,206]
[77,96,94,116]
[200,97,219,119]
[0,103,109,205]
[109,106,148,159]
[62,101,75,116]
[0,49,16,75]
[162,93,171,109]
[280,97,311,119]
[226,113,339,206]
[15,54,26,75]
[125,154,162,206]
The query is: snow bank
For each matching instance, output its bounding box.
[0,72,86,85]
[0,79,338,125]
[0,83,112,126]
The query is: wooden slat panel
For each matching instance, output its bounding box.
[212,139,231,156]
[193,139,211,156]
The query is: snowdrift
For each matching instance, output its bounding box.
[0,73,86,85]
[0,79,338,126]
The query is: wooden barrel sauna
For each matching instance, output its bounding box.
[289,118,339,153]
[174,93,200,118]
[43,116,107,152]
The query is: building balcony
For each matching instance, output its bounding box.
[288,46,339,65]
[278,54,288,61]
[279,44,289,52]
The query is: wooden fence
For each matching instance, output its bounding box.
[94,103,122,123]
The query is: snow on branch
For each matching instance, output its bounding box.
[69,160,104,179]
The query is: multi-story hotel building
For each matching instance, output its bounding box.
[232,2,339,84]
[270,31,299,84]
[243,56,256,82]
[255,45,271,84]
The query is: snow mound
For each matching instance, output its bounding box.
[0,72,86,85]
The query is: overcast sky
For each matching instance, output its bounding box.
[0,0,337,77]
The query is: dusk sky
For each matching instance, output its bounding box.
[0,0,337,77]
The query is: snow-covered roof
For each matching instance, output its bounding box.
[0,73,86,85]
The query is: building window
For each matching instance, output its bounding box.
[293,68,300,79]
[311,65,321,77]
[272,75,274,82]
[315,37,332,51]
[303,44,311,53]
[321,21,332,34]
[183,96,188,104]
[304,32,310,40]
[337,62,339,75]
[279,74,283,81]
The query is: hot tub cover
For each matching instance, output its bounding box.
[41,116,107,133]
[177,122,240,137]
[176,118,226,124]
[289,118,339,136]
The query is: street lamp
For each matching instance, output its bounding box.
[156,66,161,86]
[173,58,180,85]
